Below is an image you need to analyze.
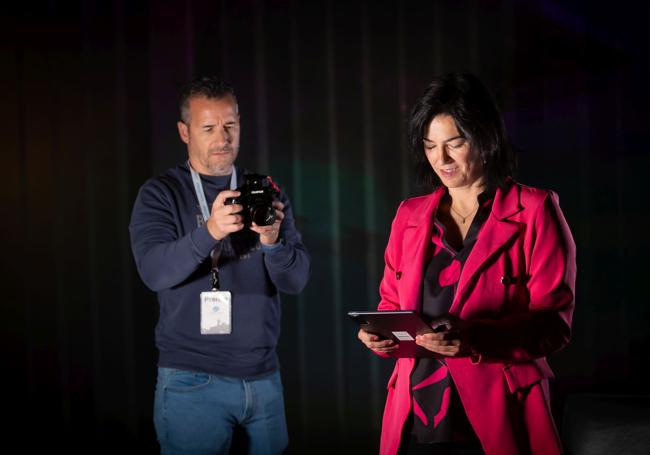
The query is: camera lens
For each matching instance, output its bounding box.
[251,206,276,226]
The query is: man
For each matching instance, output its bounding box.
[129,76,310,454]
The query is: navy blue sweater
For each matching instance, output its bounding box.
[129,163,310,378]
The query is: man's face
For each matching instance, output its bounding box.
[178,95,240,176]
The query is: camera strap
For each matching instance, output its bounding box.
[188,161,238,290]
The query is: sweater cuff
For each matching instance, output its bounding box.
[260,239,284,252]
[262,239,294,264]
[190,225,221,258]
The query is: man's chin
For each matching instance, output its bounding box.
[206,160,235,176]
[209,152,236,163]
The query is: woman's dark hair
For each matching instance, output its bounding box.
[409,73,516,190]
[179,76,238,124]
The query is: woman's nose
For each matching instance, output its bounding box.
[436,146,452,164]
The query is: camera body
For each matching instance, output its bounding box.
[224,174,280,226]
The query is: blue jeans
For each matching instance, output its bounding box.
[154,367,288,455]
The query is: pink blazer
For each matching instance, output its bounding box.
[377,182,576,455]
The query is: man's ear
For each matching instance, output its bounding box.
[177,121,189,144]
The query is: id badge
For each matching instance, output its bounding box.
[200,291,232,335]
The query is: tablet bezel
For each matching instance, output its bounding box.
[348,310,438,358]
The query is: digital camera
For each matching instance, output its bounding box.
[224,174,280,226]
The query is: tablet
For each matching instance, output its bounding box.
[348,310,438,358]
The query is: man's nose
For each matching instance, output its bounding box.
[214,126,231,145]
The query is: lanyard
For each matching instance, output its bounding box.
[188,161,238,290]
[189,162,238,222]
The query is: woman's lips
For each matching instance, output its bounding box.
[439,167,458,178]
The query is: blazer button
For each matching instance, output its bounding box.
[396,271,402,280]
[500,275,513,285]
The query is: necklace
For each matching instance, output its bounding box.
[450,203,479,224]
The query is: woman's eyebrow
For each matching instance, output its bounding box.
[423,135,464,143]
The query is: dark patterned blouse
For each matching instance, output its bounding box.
[409,190,494,447]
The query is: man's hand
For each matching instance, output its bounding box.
[358,328,398,354]
[206,190,245,240]
[250,201,285,246]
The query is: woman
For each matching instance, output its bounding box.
[358,73,576,455]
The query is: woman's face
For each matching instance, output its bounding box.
[424,114,484,190]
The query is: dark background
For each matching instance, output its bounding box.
[3,0,649,453]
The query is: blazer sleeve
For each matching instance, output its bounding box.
[368,201,411,358]
[377,201,409,312]
[469,191,577,362]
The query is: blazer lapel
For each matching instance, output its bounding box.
[400,189,445,311]
[451,184,524,314]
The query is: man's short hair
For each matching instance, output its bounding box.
[179,76,238,124]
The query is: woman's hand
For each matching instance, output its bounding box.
[415,315,472,357]
[358,328,398,354]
